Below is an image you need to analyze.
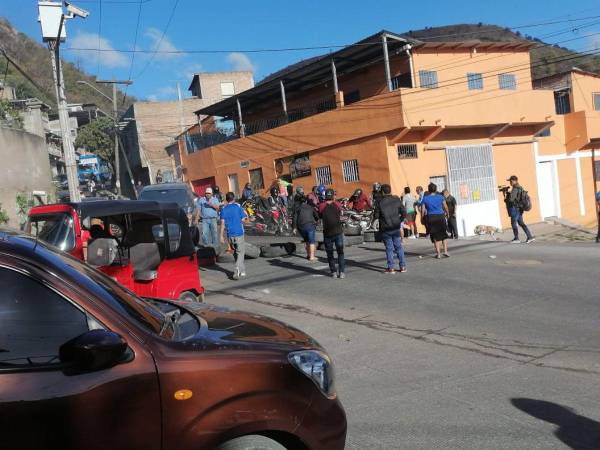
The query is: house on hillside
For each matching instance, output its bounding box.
[121,71,254,188]
[177,29,599,234]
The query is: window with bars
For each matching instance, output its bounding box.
[593,93,600,111]
[467,72,483,90]
[498,73,517,90]
[391,73,412,90]
[397,143,418,159]
[315,165,332,185]
[554,91,571,114]
[342,159,360,183]
[419,70,438,89]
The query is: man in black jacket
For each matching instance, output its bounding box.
[318,188,346,278]
[378,184,407,274]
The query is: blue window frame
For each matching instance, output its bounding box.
[593,93,600,111]
[419,70,438,89]
[467,73,483,90]
[498,73,517,90]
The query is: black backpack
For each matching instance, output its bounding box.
[520,190,532,212]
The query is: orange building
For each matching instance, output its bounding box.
[176,31,599,235]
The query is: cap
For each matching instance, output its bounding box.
[507,175,518,182]
[205,187,213,194]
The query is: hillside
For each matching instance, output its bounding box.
[0,18,133,114]
[402,24,600,79]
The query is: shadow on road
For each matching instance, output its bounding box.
[511,398,600,450]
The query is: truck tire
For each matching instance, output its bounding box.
[215,435,286,450]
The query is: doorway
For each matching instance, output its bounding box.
[537,161,559,218]
[228,174,240,197]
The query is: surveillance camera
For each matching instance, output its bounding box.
[64,1,90,19]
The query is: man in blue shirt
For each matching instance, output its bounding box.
[197,187,221,247]
[220,192,248,280]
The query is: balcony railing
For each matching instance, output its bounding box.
[185,95,338,153]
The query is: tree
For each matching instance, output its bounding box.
[74,116,115,163]
[0,99,23,129]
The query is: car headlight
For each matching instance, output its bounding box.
[288,350,336,399]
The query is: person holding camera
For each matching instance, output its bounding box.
[503,175,535,244]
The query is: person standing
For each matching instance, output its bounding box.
[504,175,535,244]
[135,180,144,197]
[595,189,600,243]
[402,186,418,238]
[378,184,407,274]
[220,192,248,280]
[307,186,320,208]
[421,183,450,259]
[155,169,163,184]
[318,188,346,278]
[212,186,223,202]
[443,189,458,239]
[293,194,319,261]
[241,183,254,202]
[198,187,220,247]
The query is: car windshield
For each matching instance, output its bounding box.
[140,188,191,209]
[27,213,75,252]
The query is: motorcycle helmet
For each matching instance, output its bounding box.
[325,188,335,201]
[316,184,327,199]
[353,188,363,198]
[295,186,305,195]
[270,186,279,197]
[373,182,382,192]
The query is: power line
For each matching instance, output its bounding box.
[133,0,179,79]
[121,0,144,106]
[96,0,102,76]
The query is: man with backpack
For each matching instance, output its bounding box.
[504,175,535,244]
[318,188,346,279]
[378,184,407,273]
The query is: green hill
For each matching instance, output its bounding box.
[403,23,600,79]
[0,17,133,114]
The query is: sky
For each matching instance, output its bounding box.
[2,0,600,102]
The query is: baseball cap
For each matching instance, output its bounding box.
[205,187,213,194]
[507,175,518,182]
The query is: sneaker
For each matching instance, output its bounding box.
[240,272,246,277]
[232,270,240,280]
[443,253,450,258]
[384,268,396,274]
[525,237,536,244]
[510,239,521,244]
[330,272,338,278]
[435,254,442,259]
[399,267,407,273]
[409,235,417,240]
[338,272,346,279]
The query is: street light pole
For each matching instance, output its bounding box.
[39,1,86,203]
[95,79,132,196]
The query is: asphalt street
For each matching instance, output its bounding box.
[201,231,600,449]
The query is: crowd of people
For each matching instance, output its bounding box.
[193,175,542,280]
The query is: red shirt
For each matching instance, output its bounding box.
[349,194,372,212]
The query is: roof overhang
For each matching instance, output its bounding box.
[196,30,419,119]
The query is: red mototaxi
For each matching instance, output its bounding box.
[27,200,204,302]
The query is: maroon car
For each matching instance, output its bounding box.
[0,230,346,450]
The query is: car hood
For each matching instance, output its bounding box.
[168,300,320,352]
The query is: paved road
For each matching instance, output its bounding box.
[201,232,600,449]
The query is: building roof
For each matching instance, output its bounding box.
[196,30,419,119]
[417,40,535,50]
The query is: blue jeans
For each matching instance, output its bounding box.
[202,218,219,246]
[323,233,345,274]
[299,223,316,244]
[381,230,406,270]
[508,207,532,240]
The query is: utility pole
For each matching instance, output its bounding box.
[176,81,185,133]
[96,79,132,196]
[38,1,90,203]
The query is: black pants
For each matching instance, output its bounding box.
[447,215,458,239]
[323,233,345,274]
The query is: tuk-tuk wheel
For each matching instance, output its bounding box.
[179,291,199,302]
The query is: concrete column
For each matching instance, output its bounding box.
[382,34,392,92]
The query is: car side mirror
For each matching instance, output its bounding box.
[59,329,128,373]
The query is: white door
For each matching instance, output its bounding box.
[537,161,558,218]
[446,144,502,237]
[228,174,240,198]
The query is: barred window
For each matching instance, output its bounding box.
[554,91,571,114]
[342,159,360,183]
[315,165,332,185]
[467,72,483,90]
[498,73,517,90]
[249,168,264,190]
[419,70,438,89]
[593,93,600,111]
[397,143,418,159]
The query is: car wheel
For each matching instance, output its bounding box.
[215,435,286,450]
[178,291,198,302]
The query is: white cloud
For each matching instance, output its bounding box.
[146,95,158,102]
[145,27,181,60]
[227,52,256,72]
[69,32,129,68]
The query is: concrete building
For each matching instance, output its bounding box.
[177,30,599,235]
[121,71,254,187]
